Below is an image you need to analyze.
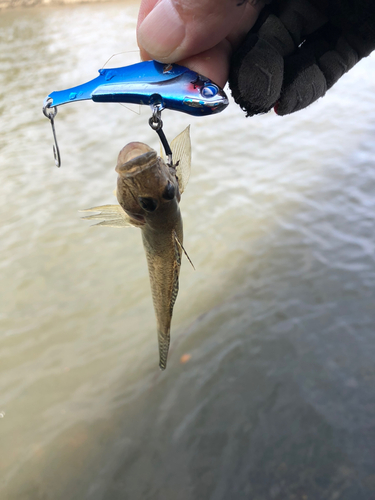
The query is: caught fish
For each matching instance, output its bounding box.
[82,126,192,370]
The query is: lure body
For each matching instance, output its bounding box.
[44,60,228,116]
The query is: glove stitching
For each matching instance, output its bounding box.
[254,63,273,96]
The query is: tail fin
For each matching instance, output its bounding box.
[158,330,170,370]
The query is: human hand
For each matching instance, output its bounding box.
[137,0,375,117]
[229,0,375,115]
[137,0,264,89]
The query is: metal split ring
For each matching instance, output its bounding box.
[43,100,58,120]
[149,103,163,130]
[148,115,163,131]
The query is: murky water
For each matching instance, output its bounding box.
[1,3,375,499]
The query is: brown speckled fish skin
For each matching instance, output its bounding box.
[115,143,183,370]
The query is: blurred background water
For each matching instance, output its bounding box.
[1,3,375,499]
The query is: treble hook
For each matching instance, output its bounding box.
[149,103,173,166]
[43,100,61,168]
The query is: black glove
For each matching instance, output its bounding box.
[229,0,375,115]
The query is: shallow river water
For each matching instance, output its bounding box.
[1,3,375,499]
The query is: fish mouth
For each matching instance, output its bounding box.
[126,211,145,224]
[117,151,157,178]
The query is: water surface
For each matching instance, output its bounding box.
[1,3,375,499]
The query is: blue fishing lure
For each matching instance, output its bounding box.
[44,60,228,116]
[43,60,229,167]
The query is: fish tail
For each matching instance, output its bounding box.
[158,330,170,370]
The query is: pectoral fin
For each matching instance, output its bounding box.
[80,205,142,228]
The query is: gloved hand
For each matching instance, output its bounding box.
[229,0,375,115]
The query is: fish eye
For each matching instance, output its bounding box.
[138,196,158,212]
[162,181,175,200]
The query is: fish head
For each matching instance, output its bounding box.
[115,142,180,224]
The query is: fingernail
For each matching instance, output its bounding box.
[138,0,185,60]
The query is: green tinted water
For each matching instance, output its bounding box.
[1,4,375,499]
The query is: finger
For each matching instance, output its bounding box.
[229,12,294,115]
[178,40,232,88]
[276,56,327,115]
[139,40,231,88]
[228,0,328,116]
[138,37,231,87]
[276,27,359,115]
[137,0,261,64]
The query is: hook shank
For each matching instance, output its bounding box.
[149,104,173,166]
[43,101,61,168]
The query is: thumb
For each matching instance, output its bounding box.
[137,0,252,63]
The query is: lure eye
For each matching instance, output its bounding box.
[201,84,218,98]
[162,181,175,200]
[138,197,158,212]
